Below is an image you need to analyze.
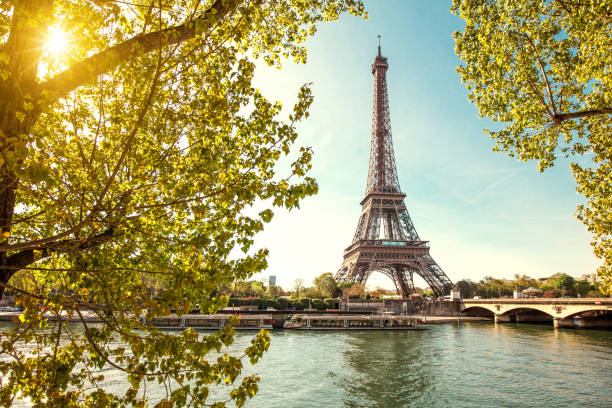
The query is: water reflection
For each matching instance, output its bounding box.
[334,323,611,408]
[339,331,434,407]
[439,323,612,408]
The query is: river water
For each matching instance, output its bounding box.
[4,322,612,407]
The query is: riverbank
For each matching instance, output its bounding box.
[0,311,492,326]
[414,315,491,323]
[0,310,101,322]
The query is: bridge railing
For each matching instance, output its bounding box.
[462,298,611,305]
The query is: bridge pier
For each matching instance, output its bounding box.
[573,318,612,329]
[515,313,552,323]
[494,314,511,323]
[553,318,574,329]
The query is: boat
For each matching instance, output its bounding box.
[145,314,274,330]
[283,314,427,330]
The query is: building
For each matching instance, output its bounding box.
[523,287,543,297]
[268,275,277,287]
[580,273,601,284]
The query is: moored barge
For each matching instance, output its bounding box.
[145,314,274,330]
[283,314,426,330]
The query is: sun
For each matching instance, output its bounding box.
[46,25,68,57]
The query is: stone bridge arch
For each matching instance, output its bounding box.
[461,299,612,324]
[460,305,495,317]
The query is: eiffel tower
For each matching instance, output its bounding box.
[336,39,453,298]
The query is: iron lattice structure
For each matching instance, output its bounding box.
[336,43,453,298]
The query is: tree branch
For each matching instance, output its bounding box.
[0,39,162,254]
[522,33,558,116]
[507,43,555,119]
[36,0,242,107]
[554,0,572,15]
[553,108,612,123]
[6,227,116,271]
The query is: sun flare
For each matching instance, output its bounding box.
[46,25,68,57]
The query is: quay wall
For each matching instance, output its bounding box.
[338,299,463,316]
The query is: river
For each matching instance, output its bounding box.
[3,322,611,407]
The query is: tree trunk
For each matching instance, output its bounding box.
[0,176,17,302]
[0,0,54,301]
[0,90,23,301]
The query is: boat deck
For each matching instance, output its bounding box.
[284,314,427,330]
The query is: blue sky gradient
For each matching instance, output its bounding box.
[248,0,598,290]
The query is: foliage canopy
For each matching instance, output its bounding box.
[452,0,611,293]
[456,273,602,298]
[0,0,365,406]
[313,272,339,298]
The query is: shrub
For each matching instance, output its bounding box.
[311,298,323,310]
[323,298,335,310]
[297,297,310,310]
[263,299,276,309]
[275,297,289,310]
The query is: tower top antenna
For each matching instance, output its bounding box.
[377,35,381,56]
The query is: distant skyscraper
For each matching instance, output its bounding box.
[268,275,277,287]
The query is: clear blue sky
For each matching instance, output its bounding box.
[248,0,598,290]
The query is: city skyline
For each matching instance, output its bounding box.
[248,1,598,290]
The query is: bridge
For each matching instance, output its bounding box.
[461,298,612,328]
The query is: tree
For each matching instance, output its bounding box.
[368,286,393,299]
[513,274,542,291]
[232,280,260,298]
[266,285,281,298]
[292,278,304,298]
[421,289,435,298]
[575,279,593,297]
[554,273,576,296]
[455,279,478,299]
[313,272,340,297]
[301,286,322,299]
[476,276,514,298]
[543,289,561,298]
[338,280,354,298]
[250,281,265,297]
[452,0,612,295]
[343,283,365,299]
[0,0,366,406]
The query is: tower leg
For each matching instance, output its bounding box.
[390,267,414,299]
[406,269,416,294]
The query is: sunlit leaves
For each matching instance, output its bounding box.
[452,0,612,293]
[0,0,366,406]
